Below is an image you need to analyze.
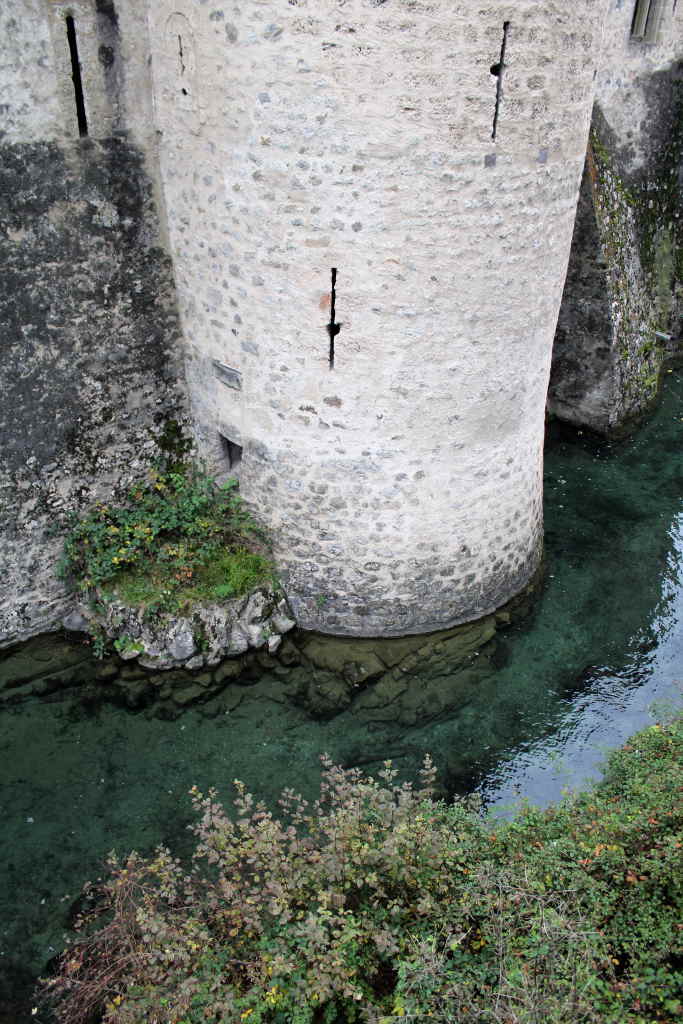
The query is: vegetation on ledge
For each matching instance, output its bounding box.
[42,716,683,1024]
[58,463,274,619]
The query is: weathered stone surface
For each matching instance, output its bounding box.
[227,625,250,657]
[171,682,207,707]
[0,636,90,691]
[0,137,187,648]
[299,616,496,685]
[119,663,149,682]
[62,610,90,634]
[2,0,681,648]
[78,588,295,671]
[169,623,197,663]
[549,52,682,436]
[299,636,387,682]
[214,659,243,684]
[267,634,282,655]
[119,679,154,710]
[289,575,536,722]
[147,0,614,638]
[272,608,297,635]
[95,661,119,682]
[291,669,355,721]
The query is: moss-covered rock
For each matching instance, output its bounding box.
[71,586,295,671]
[549,76,681,436]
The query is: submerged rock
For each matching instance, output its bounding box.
[288,573,539,723]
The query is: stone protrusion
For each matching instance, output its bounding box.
[69,586,295,671]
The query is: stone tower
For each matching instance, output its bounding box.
[147,0,606,635]
[7,1,678,646]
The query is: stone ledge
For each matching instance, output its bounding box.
[67,586,296,671]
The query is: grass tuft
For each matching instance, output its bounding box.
[58,463,275,619]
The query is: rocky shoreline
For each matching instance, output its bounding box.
[0,575,537,723]
[63,586,296,671]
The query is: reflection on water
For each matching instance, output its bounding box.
[478,515,683,811]
[1,370,682,1019]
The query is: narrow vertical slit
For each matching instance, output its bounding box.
[491,20,510,141]
[66,15,88,136]
[327,268,340,369]
[177,34,189,94]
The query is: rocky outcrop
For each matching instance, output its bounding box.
[0,628,285,720]
[2,572,537,724]
[70,586,295,671]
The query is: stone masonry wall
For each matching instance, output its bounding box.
[548,0,682,435]
[0,1,187,646]
[147,0,607,636]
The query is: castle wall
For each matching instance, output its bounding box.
[147,0,607,636]
[596,0,681,174]
[0,1,187,646]
[548,0,682,435]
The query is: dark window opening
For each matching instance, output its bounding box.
[632,0,651,37]
[66,15,88,136]
[631,0,666,41]
[219,433,243,471]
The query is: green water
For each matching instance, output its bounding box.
[2,370,682,1020]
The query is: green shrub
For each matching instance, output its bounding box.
[58,464,274,616]
[41,718,683,1024]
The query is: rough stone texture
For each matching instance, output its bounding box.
[0,0,160,151]
[0,592,499,726]
[2,0,679,643]
[0,0,62,141]
[288,571,536,720]
[291,618,497,722]
[0,628,263,719]
[596,0,682,176]
[0,1,189,648]
[549,128,673,435]
[147,0,607,636]
[73,586,296,671]
[0,138,187,646]
[548,2,682,435]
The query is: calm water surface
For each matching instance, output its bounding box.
[2,369,682,1019]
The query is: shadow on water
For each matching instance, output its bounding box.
[1,369,682,1020]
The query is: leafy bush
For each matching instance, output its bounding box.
[58,464,274,614]
[41,718,683,1024]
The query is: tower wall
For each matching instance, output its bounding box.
[148,0,608,635]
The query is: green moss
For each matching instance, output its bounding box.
[590,130,610,165]
[152,418,193,471]
[590,98,681,320]
[587,114,678,423]
[58,461,275,620]
[112,635,144,657]
[114,548,274,614]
